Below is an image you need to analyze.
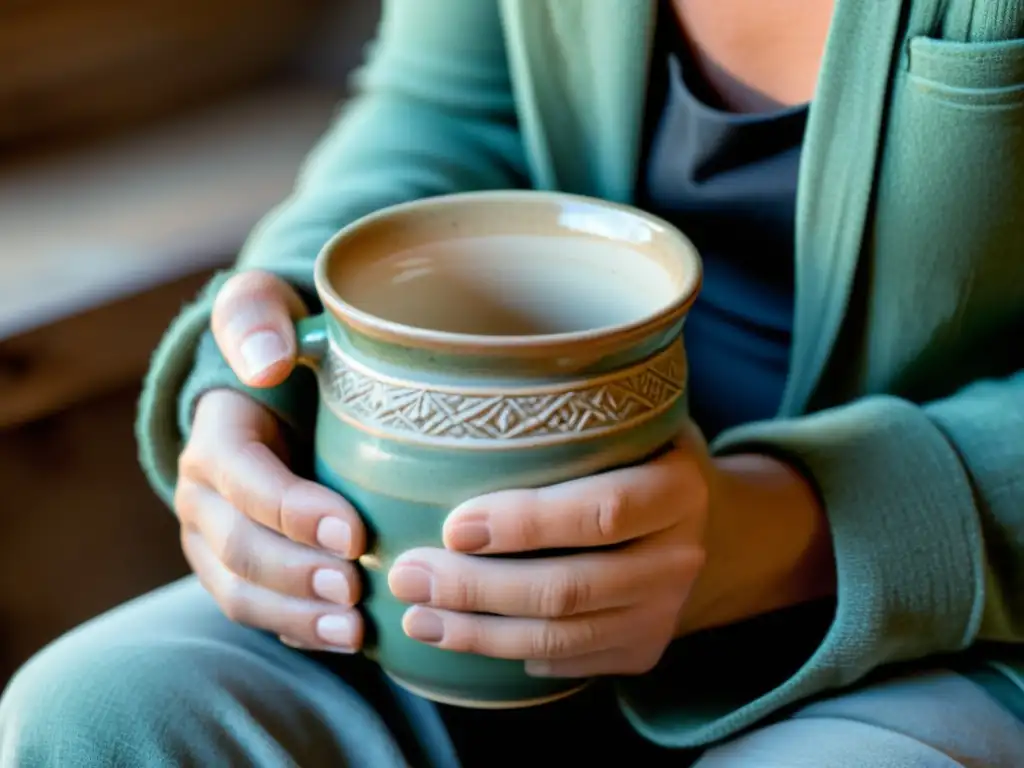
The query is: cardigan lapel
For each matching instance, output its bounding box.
[781,0,909,415]
[501,0,909,417]
[499,0,656,202]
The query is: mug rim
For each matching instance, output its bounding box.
[313,190,703,356]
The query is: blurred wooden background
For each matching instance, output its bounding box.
[0,0,325,148]
[0,0,380,685]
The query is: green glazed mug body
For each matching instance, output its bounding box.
[293,191,702,709]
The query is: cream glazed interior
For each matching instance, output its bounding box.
[316,191,702,350]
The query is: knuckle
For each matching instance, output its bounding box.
[223,442,285,526]
[177,444,207,484]
[591,487,629,541]
[531,623,579,659]
[276,481,312,542]
[666,540,704,578]
[216,270,285,310]
[172,480,200,524]
[211,450,241,503]
[571,619,601,653]
[178,526,195,560]
[219,524,260,585]
[216,572,249,623]
[533,569,590,617]
[235,438,276,471]
[446,571,479,612]
[457,619,486,654]
[510,504,544,550]
[663,539,691,570]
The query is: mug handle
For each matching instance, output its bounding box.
[295,314,328,368]
[292,313,382,662]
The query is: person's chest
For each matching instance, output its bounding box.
[500,0,1024,413]
[669,0,833,111]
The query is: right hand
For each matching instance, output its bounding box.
[175,271,367,652]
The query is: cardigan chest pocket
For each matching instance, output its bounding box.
[856,35,1024,395]
[906,36,1024,106]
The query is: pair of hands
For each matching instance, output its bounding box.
[175,271,833,678]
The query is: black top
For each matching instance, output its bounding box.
[639,20,807,439]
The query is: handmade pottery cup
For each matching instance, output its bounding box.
[292,191,702,709]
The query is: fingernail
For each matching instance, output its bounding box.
[404,607,445,643]
[316,614,358,649]
[317,517,352,556]
[312,569,351,605]
[447,522,491,552]
[239,330,288,379]
[389,565,433,604]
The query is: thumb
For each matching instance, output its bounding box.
[210,270,308,388]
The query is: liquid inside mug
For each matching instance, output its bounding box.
[290,191,702,708]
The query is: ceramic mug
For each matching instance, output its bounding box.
[292,191,702,709]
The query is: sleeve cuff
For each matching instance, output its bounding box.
[617,395,987,748]
[135,265,319,508]
[175,331,318,445]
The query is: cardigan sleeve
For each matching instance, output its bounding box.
[135,0,527,506]
[617,370,1024,747]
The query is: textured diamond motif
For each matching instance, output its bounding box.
[319,341,686,444]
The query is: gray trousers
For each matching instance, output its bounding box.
[1,578,1022,767]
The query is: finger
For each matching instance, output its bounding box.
[190,388,287,454]
[525,647,663,679]
[401,606,631,660]
[220,441,366,558]
[185,412,365,558]
[182,527,363,652]
[211,270,308,387]
[280,636,317,650]
[443,447,705,554]
[278,635,367,655]
[179,481,360,606]
[389,542,702,618]
[278,636,354,654]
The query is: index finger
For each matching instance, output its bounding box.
[186,397,365,559]
[215,441,366,560]
[442,447,702,555]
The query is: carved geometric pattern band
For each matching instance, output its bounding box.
[319,340,686,445]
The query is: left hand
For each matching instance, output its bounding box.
[388,424,834,678]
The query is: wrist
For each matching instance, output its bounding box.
[678,453,836,635]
